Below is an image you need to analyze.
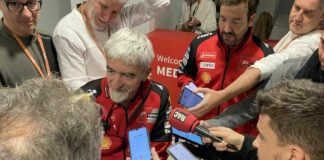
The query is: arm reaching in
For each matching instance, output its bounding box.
[151,147,160,160]
[202,127,257,160]
[189,68,261,117]
[203,127,245,152]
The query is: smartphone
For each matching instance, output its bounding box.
[167,142,197,160]
[128,127,152,160]
[178,87,203,108]
[172,127,202,145]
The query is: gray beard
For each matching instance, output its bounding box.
[109,87,129,104]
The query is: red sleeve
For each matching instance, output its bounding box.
[177,74,194,88]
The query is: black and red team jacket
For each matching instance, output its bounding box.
[177,28,273,135]
[82,78,172,160]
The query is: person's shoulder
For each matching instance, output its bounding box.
[191,31,217,45]
[196,31,216,40]
[150,80,169,95]
[284,54,312,64]
[39,33,53,40]
[54,9,82,31]
[80,78,104,98]
[53,9,85,39]
[289,30,321,48]
[294,30,321,42]
[273,54,312,80]
[302,29,322,37]
[251,35,274,55]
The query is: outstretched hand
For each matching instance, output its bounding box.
[188,88,227,117]
[207,127,244,152]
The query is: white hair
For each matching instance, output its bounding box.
[104,28,154,71]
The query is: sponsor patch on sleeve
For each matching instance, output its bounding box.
[200,62,215,69]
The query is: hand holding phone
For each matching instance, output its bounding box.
[128,127,152,160]
[167,142,197,160]
[172,127,202,145]
[178,87,203,108]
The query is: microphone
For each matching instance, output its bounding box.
[169,108,238,151]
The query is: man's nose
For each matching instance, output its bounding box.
[294,10,304,22]
[102,10,113,22]
[223,22,232,33]
[109,75,123,90]
[20,6,33,18]
[252,135,260,148]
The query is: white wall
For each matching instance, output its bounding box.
[126,0,151,33]
[38,0,71,35]
[256,0,279,17]
[36,0,291,36]
[71,0,83,9]
[155,0,182,30]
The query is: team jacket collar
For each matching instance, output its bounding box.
[101,78,153,106]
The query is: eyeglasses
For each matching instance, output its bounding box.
[4,0,42,13]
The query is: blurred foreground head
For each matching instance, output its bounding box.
[255,79,324,160]
[0,78,102,160]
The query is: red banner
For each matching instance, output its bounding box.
[148,29,197,108]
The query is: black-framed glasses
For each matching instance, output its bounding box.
[4,0,42,13]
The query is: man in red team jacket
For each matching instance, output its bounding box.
[177,0,273,136]
[82,28,172,160]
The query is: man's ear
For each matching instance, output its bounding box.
[319,13,324,29]
[288,145,307,160]
[248,13,257,27]
[143,67,152,81]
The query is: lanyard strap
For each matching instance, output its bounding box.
[80,3,107,60]
[189,0,201,19]
[277,35,299,52]
[12,32,52,79]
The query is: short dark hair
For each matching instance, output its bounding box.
[256,79,324,160]
[218,0,259,18]
[0,78,102,160]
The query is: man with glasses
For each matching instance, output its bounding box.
[0,0,60,87]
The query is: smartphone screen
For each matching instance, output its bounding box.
[167,142,196,160]
[128,127,152,160]
[172,127,202,145]
[178,87,203,108]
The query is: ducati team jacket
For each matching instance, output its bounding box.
[177,28,273,135]
[82,78,172,160]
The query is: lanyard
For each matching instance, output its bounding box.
[12,32,52,79]
[276,35,299,52]
[189,0,201,19]
[277,27,320,52]
[80,3,107,60]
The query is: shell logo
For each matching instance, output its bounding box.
[101,137,112,149]
[201,72,211,84]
